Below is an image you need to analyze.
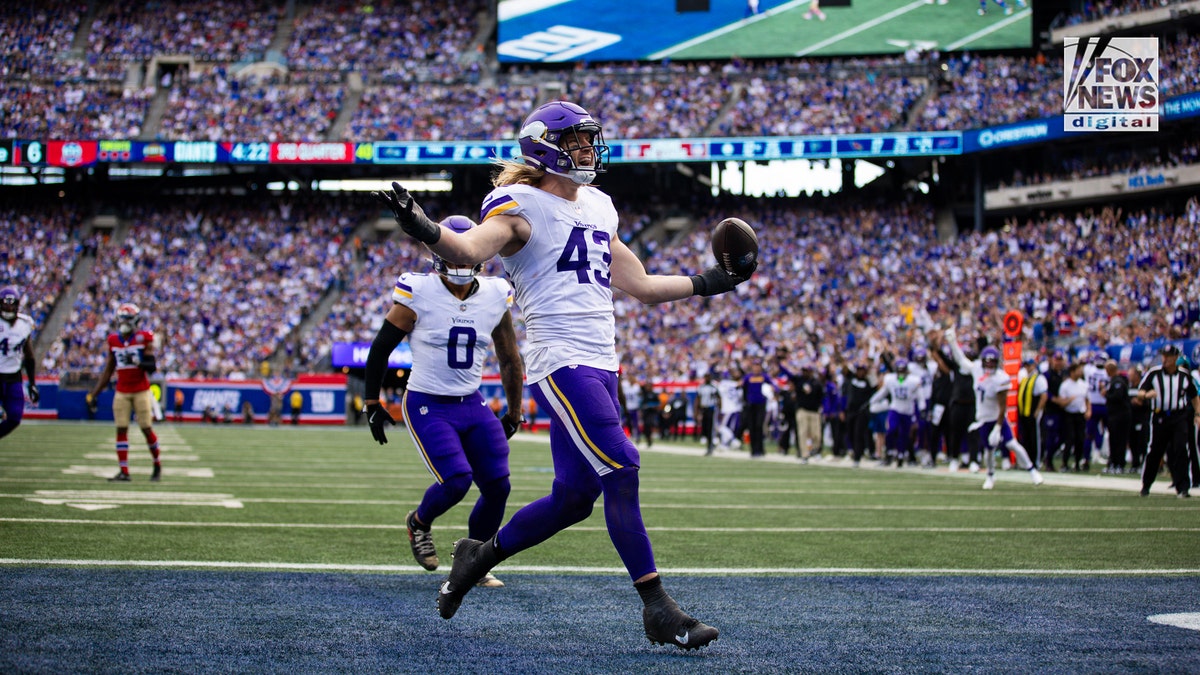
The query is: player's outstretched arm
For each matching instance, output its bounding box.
[373,182,442,245]
[609,238,752,304]
[373,183,524,264]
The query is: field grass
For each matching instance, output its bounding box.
[3,422,1199,674]
[3,422,1197,572]
[661,0,1034,59]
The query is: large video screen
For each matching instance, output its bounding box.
[498,0,1033,63]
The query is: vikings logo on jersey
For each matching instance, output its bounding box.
[393,273,514,397]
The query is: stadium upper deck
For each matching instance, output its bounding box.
[2,1,1198,142]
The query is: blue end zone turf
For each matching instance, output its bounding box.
[3,569,1199,674]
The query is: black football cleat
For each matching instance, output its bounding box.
[436,538,495,620]
[406,510,438,571]
[643,596,719,650]
[107,471,131,482]
[150,465,162,482]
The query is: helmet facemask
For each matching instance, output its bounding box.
[518,102,610,185]
[980,346,1001,373]
[116,303,140,337]
[0,287,18,322]
[434,257,483,286]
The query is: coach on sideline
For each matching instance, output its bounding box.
[1136,344,1200,498]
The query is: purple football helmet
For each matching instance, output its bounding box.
[894,358,909,374]
[518,101,609,185]
[433,216,483,285]
[980,346,1001,370]
[0,286,19,322]
[911,345,927,361]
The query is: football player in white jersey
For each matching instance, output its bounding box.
[375,101,754,649]
[868,358,920,466]
[1082,351,1110,467]
[716,367,745,451]
[945,329,1043,490]
[0,287,39,440]
[362,216,525,589]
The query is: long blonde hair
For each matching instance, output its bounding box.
[492,159,544,187]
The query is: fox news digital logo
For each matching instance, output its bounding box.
[1063,36,1158,132]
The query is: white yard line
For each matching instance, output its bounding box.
[3,517,1196,534]
[1,557,1197,576]
[794,0,929,57]
[946,8,1032,51]
[649,0,810,60]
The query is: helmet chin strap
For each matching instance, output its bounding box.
[442,273,477,286]
[568,169,596,185]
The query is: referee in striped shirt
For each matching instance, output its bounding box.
[1136,344,1200,498]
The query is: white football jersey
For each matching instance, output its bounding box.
[0,313,35,375]
[972,365,1011,423]
[879,373,919,415]
[1082,363,1109,405]
[717,378,743,414]
[485,183,620,382]
[392,273,513,397]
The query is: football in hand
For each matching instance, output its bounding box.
[711,217,759,276]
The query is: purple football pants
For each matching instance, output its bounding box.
[0,380,26,440]
[496,365,656,581]
[402,389,511,542]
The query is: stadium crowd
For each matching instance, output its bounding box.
[42,198,369,379]
[4,0,1200,142]
[6,188,1194,386]
[160,67,344,143]
[991,137,1200,189]
[87,0,280,64]
[0,204,89,332]
[1,3,1198,392]
[284,0,485,81]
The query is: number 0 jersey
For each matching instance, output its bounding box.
[481,183,620,383]
[106,330,154,393]
[392,273,514,397]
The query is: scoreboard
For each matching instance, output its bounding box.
[0,133,963,168]
[1,92,1195,169]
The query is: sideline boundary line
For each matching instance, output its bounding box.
[3,517,1198,534]
[2,558,1199,575]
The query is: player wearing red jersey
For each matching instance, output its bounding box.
[86,303,162,482]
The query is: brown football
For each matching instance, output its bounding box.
[711,217,759,276]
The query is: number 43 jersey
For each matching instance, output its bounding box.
[393,273,514,397]
[482,183,620,383]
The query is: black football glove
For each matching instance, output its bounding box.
[372,182,442,245]
[690,261,756,297]
[366,402,396,445]
[501,412,524,439]
[85,393,99,415]
[27,383,39,405]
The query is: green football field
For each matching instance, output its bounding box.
[658,0,1034,59]
[2,422,1197,573]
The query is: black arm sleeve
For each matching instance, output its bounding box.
[365,320,409,401]
[23,356,36,379]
